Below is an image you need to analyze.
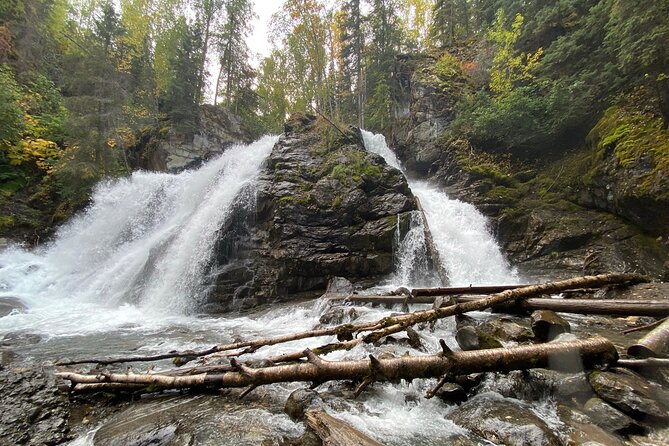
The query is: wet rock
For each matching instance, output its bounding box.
[322,277,354,297]
[583,397,642,433]
[477,369,592,403]
[94,394,302,446]
[282,431,322,446]
[447,392,562,446]
[1,331,43,347]
[128,105,251,172]
[0,365,70,445]
[482,318,534,343]
[455,326,503,351]
[1,349,19,367]
[557,404,627,446]
[588,369,669,420]
[530,310,571,342]
[405,326,423,349]
[319,306,359,326]
[208,114,417,310]
[285,389,323,421]
[435,383,468,404]
[0,296,28,317]
[455,326,479,351]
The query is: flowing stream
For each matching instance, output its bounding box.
[362,130,518,288]
[0,133,525,445]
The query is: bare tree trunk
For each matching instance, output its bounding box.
[627,317,669,358]
[57,336,617,395]
[57,273,647,367]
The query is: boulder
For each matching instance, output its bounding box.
[0,296,27,317]
[0,366,70,445]
[447,392,562,446]
[583,397,642,433]
[207,114,417,309]
[94,394,303,446]
[284,389,323,422]
[557,404,627,446]
[588,369,669,420]
[530,310,571,342]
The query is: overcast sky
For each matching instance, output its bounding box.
[248,1,283,64]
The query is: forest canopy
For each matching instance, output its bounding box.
[1,0,667,234]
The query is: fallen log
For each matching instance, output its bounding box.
[305,410,384,446]
[57,336,617,396]
[627,317,669,358]
[331,296,669,317]
[623,317,667,334]
[267,273,647,364]
[410,284,527,297]
[617,358,669,368]
[58,273,647,367]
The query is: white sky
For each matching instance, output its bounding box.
[248,0,284,65]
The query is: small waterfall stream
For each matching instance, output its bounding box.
[361,130,518,287]
[0,132,529,445]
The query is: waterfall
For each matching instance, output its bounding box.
[361,130,517,286]
[0,136,277,334]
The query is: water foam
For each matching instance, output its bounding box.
[361,130,518,287]
[0,136,277,337]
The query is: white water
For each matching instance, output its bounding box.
[0,136,277,337]
[362,130,518,287]
[0,132,526,445]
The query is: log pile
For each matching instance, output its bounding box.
[57,273,654,393]
[54,272,669,445]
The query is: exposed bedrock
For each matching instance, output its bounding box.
[206,114,417,311]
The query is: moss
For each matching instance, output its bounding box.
[465,163,516,187]
[0,215,16,230]
[587,105,669,198]
[279,195,295,204]
[324,149,382,187]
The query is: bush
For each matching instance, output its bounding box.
[451,79,593,155]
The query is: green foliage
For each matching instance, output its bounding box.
[487,10,542,96]
[0,65,25,149]
[452,78,591,153]
[326,149,382,187]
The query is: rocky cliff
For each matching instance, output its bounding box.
[206,114,417,311]
[129,105,252,172]
[390,56,668,281]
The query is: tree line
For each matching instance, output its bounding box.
[0,0,667,233]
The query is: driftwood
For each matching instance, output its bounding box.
[623,317,668,334]
[57,336,617,397]
[616,358,669,368]
[58,273,647,367]
[333,296,669,318]
[410,284,527,296]
[251,273,648,365]
[305,410,384,446]
[627,317,669,358]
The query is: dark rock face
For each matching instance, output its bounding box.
[389,58,668,280]
[448,392,562,446]
[589,369,669,420]
[0,366,70,445]
[129,105,252,172]
[208,115,416,310]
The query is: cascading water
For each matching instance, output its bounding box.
[362,130,518,287]
[0,136,278,336]
[1,131,529,446]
